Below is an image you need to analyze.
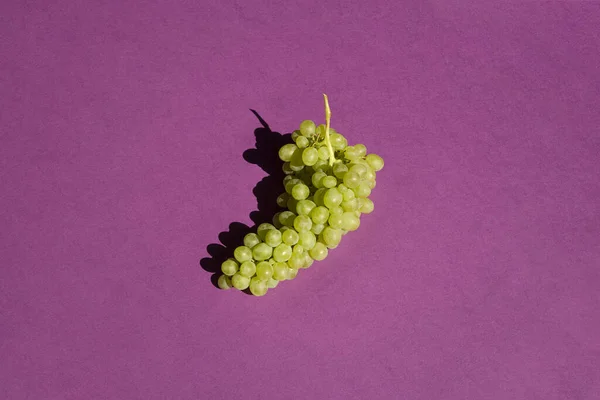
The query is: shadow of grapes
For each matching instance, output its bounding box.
[199,110,293,288]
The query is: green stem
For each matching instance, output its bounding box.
[323,94,336,166]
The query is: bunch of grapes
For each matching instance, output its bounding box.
[218,95,384,296]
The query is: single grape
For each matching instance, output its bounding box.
[315,124,325,138]
[344,146,360,160]
[300,120,316,137]
[341,212,361,231]
[243,233,261,249]
[329,206,344,216]
[322,227,342,247]
[328,213,344,229]
[309,242,328,261]
[296,136,309,149]
[318,146,330,160]
[278,211,296,227]
[303,253,314,268]
[365,153,384,171]
[256,261,273,280]
[296,199,316,216]
[288,253,304,269]
[273,243,292,262]
[282,229,299,245]
[311,223,325,235]
[267,278,279,289]
[355,183,371,198]
[363,167,376,182]
[272,212,283,228]
[276,193,289,208]
[313,159,328,171]
[257,223,276,240]
[293,214,312,232]
[343,171,360,188]
[232,273,250,290]
[298,231,316,250]
[330,133,347,150]
[333,163,348,179]
[354,143,367,157]
[218,274,233,290]
[360,197,374,214]
[302,147,319,166]
[341,198,359,212]
[278,143,298,162]
[287,266,299,280]
[342,188,356,201]
[323,188,343,209]
[249,277,268,296]
[292,244,304,254]
[287,197,298,213]
[291,130,300,141]
[239,261,257,277]
[282,162,293,174]
[310,206,330,224]
[265,229,283,247]
[291,183,310,200]
[272,262,288,280]
[252,243,273,261]
[349,163,367,178]
[285,178,302,194]
[322,176,337,188]
[233,246,252,263]
[313,188,327,206]
[311,171,327,188]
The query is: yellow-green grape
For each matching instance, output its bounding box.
[333,163,348,179]
[303,253,314,268]
[355,183,371,198]
[318,146,330,160]
[273,243,292,262]
[360,198,374,214]
[282,229,299,245]
[287,197,298,212]
[342,198,359,212]
[243,233,261,249]
[322,176,337,188]
[239,261,256,277]
[221,258,239,276]
[311,223,325,235]
[364,167,375,182]
[313,159,328,171]
[298,231,316,250]
[257,223,276,240]
[313,188,327,206]
[267,278,279,289]
[252,243,273,261]
[349,163,367,178]
[330,133,347,150]
[354,143,367,157]
[278,211,296,227]
[365,153,384,171]
[272,262,288,280]
[272,212,283,228]
[329,206,344,216]
[233,247,252,263]
[322,227,342,247]
[296,136,309,149]
[342,188,356,201]
[290,149,305,171]
[312,171,327,188]
[328,213,344,229]
[249,277,268,296]
[278,143,298,162]
[282,162,293,174]
[296,199,316,216]
[232,273,250,290]
[291,183,310,200]
[302,147,319,166]
[343,171,360,188]
[341,212,361,231]
[265,229,282,247]
[368,179,377,189]
[256,261,273,280]
[276,193,289,208]
[288,253,304,269]
[285,178,302,194]
[323,188,343,209]
[292,244,304,254]
[309,242,328,261]
[287,266,299,280]
[315,124,325,137]
[310,206,330,224]
[300,120,316,137]
[293,215,312,232]
[344,146,360,161]
[291,130,301,141]
[218,275,233,290]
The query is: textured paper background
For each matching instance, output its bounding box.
[1,1,599,399]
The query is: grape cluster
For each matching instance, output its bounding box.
[218,104,384,296]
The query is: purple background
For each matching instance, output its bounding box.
[2,1,600,399]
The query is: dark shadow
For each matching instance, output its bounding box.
[199,110,293,288]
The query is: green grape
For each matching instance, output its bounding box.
[355,183,371,198]
[273,243,292,262]
[265,229,282,247]
[282,229,299,245]
[257,223,276,240]
[239,261,257,277]
[310,206,330,224]
[300,120,316,137]
[315,124,325,138]
[283,175,293,184]
[218,274,233,290]
[287,266,299,280]
[360,197,374,214]
[221,259,239,276]
[291,130,301,141]
[342,188,355,201]
[252,243,273,261]
[285,178,302,194]
[267,278,279,288]
[293,214,312,232]
[363,167,376,182]
[365,153,384,171]
[341,198,359,212]
[276,193,289,208]
[296,136,309,149]
[249,277,268,296]
[303,253,314,268]
[272,212,283,228]
[298,231,316,250]
[333,163,348,179]
[343,171,360,188]
[354,143,367,157]
[233,246,252,263]
[344,146,360,160]
[313,159,328,171]
[322,227,342,247]
[278,143,298,162]
[256,261,273,280]
[288,253,304,269]
[311,223,325,235]
[291,183,310,200]
[323,188,343,209]
[282,162,293,174]
[278,211,296,227]
[369,180,377,189]
[318,146,330,160]
[330,133,347,150]
[349,163,367,178]
[232,273,250,290]
[272,262,289,280]
[302,147,319,166]
[311,171,327,188]
[309,242,328,261]
[322,176,337,188]
[292,244,304,254]
[243,233,261,249]
[287,197,298,212]
[296,199,316,216]
[341,212,361,231]
[328,213,344,229]
[329,206,344,216]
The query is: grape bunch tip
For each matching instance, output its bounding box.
[218,95,385,296]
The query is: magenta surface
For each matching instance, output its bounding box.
[2,1,600,399]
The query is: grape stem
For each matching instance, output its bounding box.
[323,94,336,166]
